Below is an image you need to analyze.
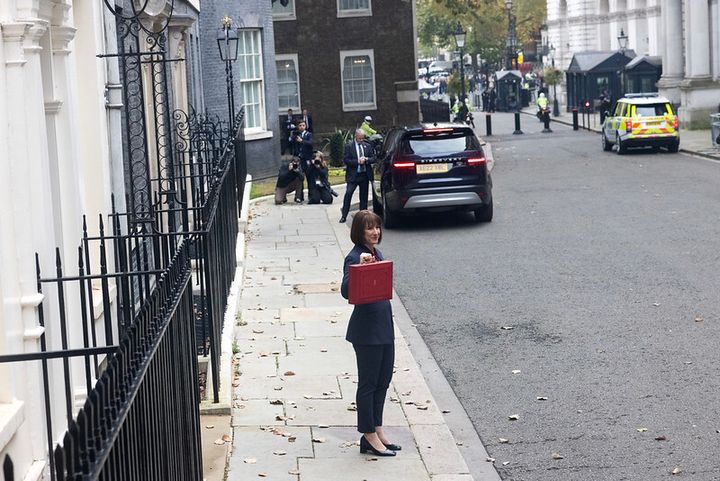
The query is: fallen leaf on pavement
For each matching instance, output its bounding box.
[486,457,495,463]
[258,473,268,477]
[243,458,257,464]
[499,438,509,444]
[312,437,326,443]
[222,434,231,442]
[320,348,328,352]
[502,461,510,466]
[653,303,660,307]
[213,438,225,445]
[252,329,264,334]
[273,450,287,456]
[537,396,548,401]
[288,469,300,475]
[508,414,520,421]
[417,405,429,410]
[511,370,521,375]
[442,409,451,414]
[500,326,514,330]
[270,399,283,405]
[695,315,704,322]
[205,425,215,429]
[552,452,564,460]
[671,467,682,475]
[284,371,296,376]
[655,435,668,441]
[637,428,648,432]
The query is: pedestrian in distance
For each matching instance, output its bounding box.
[274,157,304,205]
[306,152,336,205]
[360,115,377,137]
[340,129,375,223]
[281,108,296,155]
[292,120,314,203]
[340,210,400,457]
[301,107,313,132]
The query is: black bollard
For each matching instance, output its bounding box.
[485,113,492,136]
[542,110,553,133]
[572,108,579,131]
[513,111,523,135]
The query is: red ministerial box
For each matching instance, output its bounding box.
[348,260,393,305]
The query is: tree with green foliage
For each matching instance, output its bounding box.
[417,0,546,70]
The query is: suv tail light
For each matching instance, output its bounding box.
[672,115,679,129]
[625,119,632,132]
[468,157,486,166]
[393,160,416,169]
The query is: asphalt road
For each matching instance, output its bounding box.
[380,113,720,481]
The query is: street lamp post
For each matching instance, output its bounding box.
[617,28,629,95]
[454,24,467,109]
[505,0,517,70]
[549,43,559,116]
[217,15,240,132]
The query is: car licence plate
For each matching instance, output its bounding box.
[416,163,449,174]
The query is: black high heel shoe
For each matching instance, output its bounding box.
[360,436,396,456]
[383,442,402,451]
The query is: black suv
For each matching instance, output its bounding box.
[372,123,492,227]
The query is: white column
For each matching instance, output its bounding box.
[661,0,683,80]
[685,0,711,79]
[2,19,56,468]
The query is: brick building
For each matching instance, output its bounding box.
[272,0,420,136]
[200,0,282,177]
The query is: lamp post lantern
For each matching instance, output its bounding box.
[617,28,628,55]
[454,23,467,109]
[549,43,560,116]
[217,15,240,131]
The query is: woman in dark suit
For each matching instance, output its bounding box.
[341,210,400,457]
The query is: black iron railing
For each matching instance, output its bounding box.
[0,108,246,480]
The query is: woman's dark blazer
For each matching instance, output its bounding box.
[341,244,394,345]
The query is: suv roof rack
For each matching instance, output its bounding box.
[624,92,660,98]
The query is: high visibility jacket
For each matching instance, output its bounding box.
[360,121,377,137]
[537,96,548,108]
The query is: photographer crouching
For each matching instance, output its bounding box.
[274,157,305,205]
[306,152,337,205]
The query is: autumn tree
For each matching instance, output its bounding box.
[417,0,546,69]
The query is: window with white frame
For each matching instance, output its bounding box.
[272,0,296,20]
[276,54,301,112]
[340,50,376,111]
[337,0,371,17]
[238,29,266,132]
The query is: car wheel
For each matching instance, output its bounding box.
[667,140,679,153]
[474,200,493,223]
[616,134,627,155]
[602,132,612,151]
[382,193,397,229]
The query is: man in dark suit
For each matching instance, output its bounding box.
[291,120,313,203]
[339,129,375,223]
[301,107,313,132]
[281,108,296,155]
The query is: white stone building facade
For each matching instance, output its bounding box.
[546,0,720,127]
[0,1,201,479]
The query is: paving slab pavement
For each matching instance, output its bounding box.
[226,194,502,481]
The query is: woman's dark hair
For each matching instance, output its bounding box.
[350,210,382,246]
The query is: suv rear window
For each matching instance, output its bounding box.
[634,103,670,117]
[402,132,479,156]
